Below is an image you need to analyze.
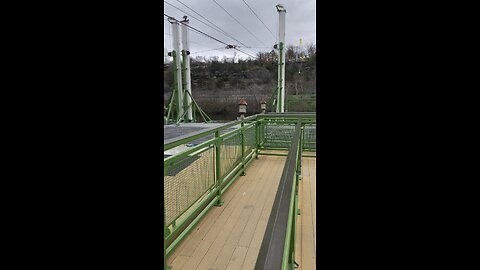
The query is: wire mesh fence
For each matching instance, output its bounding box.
[219,133,242,180]
[163,113,316,266]
[303,124,316,150]
[244,125,256,155]
[164,146,215,226]
[262,123,297,149]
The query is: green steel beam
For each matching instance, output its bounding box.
[277,42,284,112]
[164,115,258,151]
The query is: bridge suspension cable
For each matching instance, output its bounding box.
[241,0,276,41]
[165,0,259,56]
[211,0,268,47]
[173,0,259,55]
[164,14,257,58]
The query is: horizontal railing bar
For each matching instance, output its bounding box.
[165,185,217,245]
[166,192,218,257]
[261,112,316,117]
[164,114,315,270]
[164,141,214,164]
[165,180,215,230]
[164,115,258,150]
[164,113,315,151]
[219,150,256,191]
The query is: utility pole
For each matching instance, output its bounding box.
[181,16,193,122]
[169,17,183,122]
[276,4,286,112]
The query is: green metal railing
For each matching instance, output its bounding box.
[163,113,315,269]
[286,94,316,112]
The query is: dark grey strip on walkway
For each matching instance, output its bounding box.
[255,122,302,270]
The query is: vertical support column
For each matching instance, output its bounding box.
[298,124,304,179]
[255,120,260,159]
[214,131,224,206]
[169,18,183,123]
[240,120,246,176]
[181,18,193,122]
[276,5,286,112]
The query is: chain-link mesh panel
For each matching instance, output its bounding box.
[303,125,316,150]
[220,133,242,179]
[287,101,316,112]
[263,123,296,149]
[164,146,215,226]
[244,125,256,155]
[258,122,265,147]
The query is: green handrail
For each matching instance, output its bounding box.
[163,113,315,270]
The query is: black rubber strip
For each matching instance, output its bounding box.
[255,122,301,270]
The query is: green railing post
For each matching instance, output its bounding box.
[255,120,260,159]
[240,120,246,176]
[163,114,315,269]
[214,131,224,206]
[164,215,171,270]
[164,164,171,270]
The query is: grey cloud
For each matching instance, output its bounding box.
[164,0,315,60]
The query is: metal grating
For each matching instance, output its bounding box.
[244,125,256,155]
[287,101,316,112]
[219,133,242,179]
[259,122,265,146]
[263,123,296,149]
[164,146,215,226]
[303,125,316,150]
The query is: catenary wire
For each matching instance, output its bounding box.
[165,0,259,56]
[211,0,268,47]
[164,14,257,58]
[241,0,276,41]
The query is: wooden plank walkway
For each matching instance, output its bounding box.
[295,156,317,270]
[167,155,286,270]
[167,154,317,270]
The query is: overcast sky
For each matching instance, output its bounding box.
[164,0,316,61]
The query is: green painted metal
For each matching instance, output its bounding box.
[164,115,258,151]
[285,94,316,112]
[214,131,223,206]
[277,42,285,112]
[282,123,302,270]
[163,113,316,270]
[166,50,213,125]
[240,121,246,176]
[164,163,172,270]
[166,193,217,256]
[175,90,213,125]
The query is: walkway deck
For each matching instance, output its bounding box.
[167,154,316,270]
[296,156,317,270]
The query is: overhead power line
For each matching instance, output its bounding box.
[164,14,257,59]
[164,0,259,56]
[165,32,234,57]
[241,0,276,41]
[190,48,226,54]
[211,0,268,47]
[173,0,258,55]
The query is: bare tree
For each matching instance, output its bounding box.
[306,43,316,58]
[286,45,295,61]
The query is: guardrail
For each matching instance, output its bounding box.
[254,121,303,270]
[163,113,315,270]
